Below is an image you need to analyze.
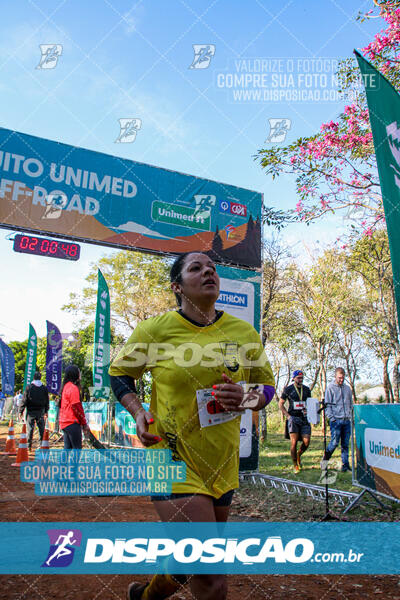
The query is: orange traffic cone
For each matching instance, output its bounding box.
[39,428,50,451]
[1,420,17,455]
[11,424,30,466]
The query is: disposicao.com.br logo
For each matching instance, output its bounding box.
[84,535,313,565]
[42,529,82,567]
[83,535,363,566]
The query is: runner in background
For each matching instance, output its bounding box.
[58,365,90,449]
[109,251,275,600]
[19,372,49,451]
[279,370,311,473]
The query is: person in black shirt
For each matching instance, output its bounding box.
[20,371,49,451]
[279,370,311,473]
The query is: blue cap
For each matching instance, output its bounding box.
[292,370,303,379]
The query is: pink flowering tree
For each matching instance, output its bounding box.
[258,2,400,235]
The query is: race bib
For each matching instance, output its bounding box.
[196,388,238,428]
[293,400,306,410]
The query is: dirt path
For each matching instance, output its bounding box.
[1,423,399,599]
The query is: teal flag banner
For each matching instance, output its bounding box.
[92,270,110,399]
[355,50,400,326]
[23,323,37,391]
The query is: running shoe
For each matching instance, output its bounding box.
[127,582,148,600]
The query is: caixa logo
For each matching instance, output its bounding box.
[219,199,247,218]
[42,529,82,567]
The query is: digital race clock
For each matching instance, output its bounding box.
[13,234,80,261]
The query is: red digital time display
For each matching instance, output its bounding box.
[13,234,80,261]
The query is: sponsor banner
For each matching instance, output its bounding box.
[114,402,150,448]
[0,127,262,268]
[215,265,260,330]
[356,52,400,329]
[83,402,108,443]
[354,404,400,500]
[215,265,261,470]
[0,338,15,395]
[23,323,37,391]
[46,320,62,395]
[1,522,400,574]
[47,400,59,432]
[92,270,110,399]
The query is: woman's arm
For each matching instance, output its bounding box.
[110,375,161,447]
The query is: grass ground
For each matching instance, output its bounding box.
[238,421,400,522]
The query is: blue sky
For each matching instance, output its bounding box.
[0,0,381,341]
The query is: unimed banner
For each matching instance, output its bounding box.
[83,402,108,442]
[356,52,400,328]
[92,270,110,400]
[23,323,37,391]
[354,404,400,500]
[0,127,262,268]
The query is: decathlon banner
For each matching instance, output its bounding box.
[215,264,262,471]
[47,400,59,432]
[0,338,15,395]
[83,402,108,442]
[0,127,262,269]
[92,270,110,399]
[356,51,400,327]
[23,323,37,391]
[1,522,400,574]
[46,320,62,395]
[215,264,260,330]
[354,404,400,500]
[114,402,150,448]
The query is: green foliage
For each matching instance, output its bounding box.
[63,250,175,332]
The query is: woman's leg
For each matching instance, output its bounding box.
[63,427,72,449]
[151,494,228,600]
[63,423,82,449]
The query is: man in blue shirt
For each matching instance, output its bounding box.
[321,367,353,472]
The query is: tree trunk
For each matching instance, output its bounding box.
[259,408,267,442]
[383,356,393,403]
[392,357,400,402]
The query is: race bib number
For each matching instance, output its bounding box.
[293,401,305,410]
[196,388,238,428]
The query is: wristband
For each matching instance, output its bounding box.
[132,406,145,421]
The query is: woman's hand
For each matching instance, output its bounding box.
[135,409,162,447]
[212,373,245,412]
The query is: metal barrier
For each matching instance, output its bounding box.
[239,471,357,507]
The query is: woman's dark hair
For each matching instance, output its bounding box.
[60,364,81,397]
[170,252,210,306]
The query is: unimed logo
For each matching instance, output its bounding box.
[84,536,314,564]
[365,427,400,474]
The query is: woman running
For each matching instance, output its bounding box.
[109,251,275,600]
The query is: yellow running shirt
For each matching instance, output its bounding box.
[109,310,275,498]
